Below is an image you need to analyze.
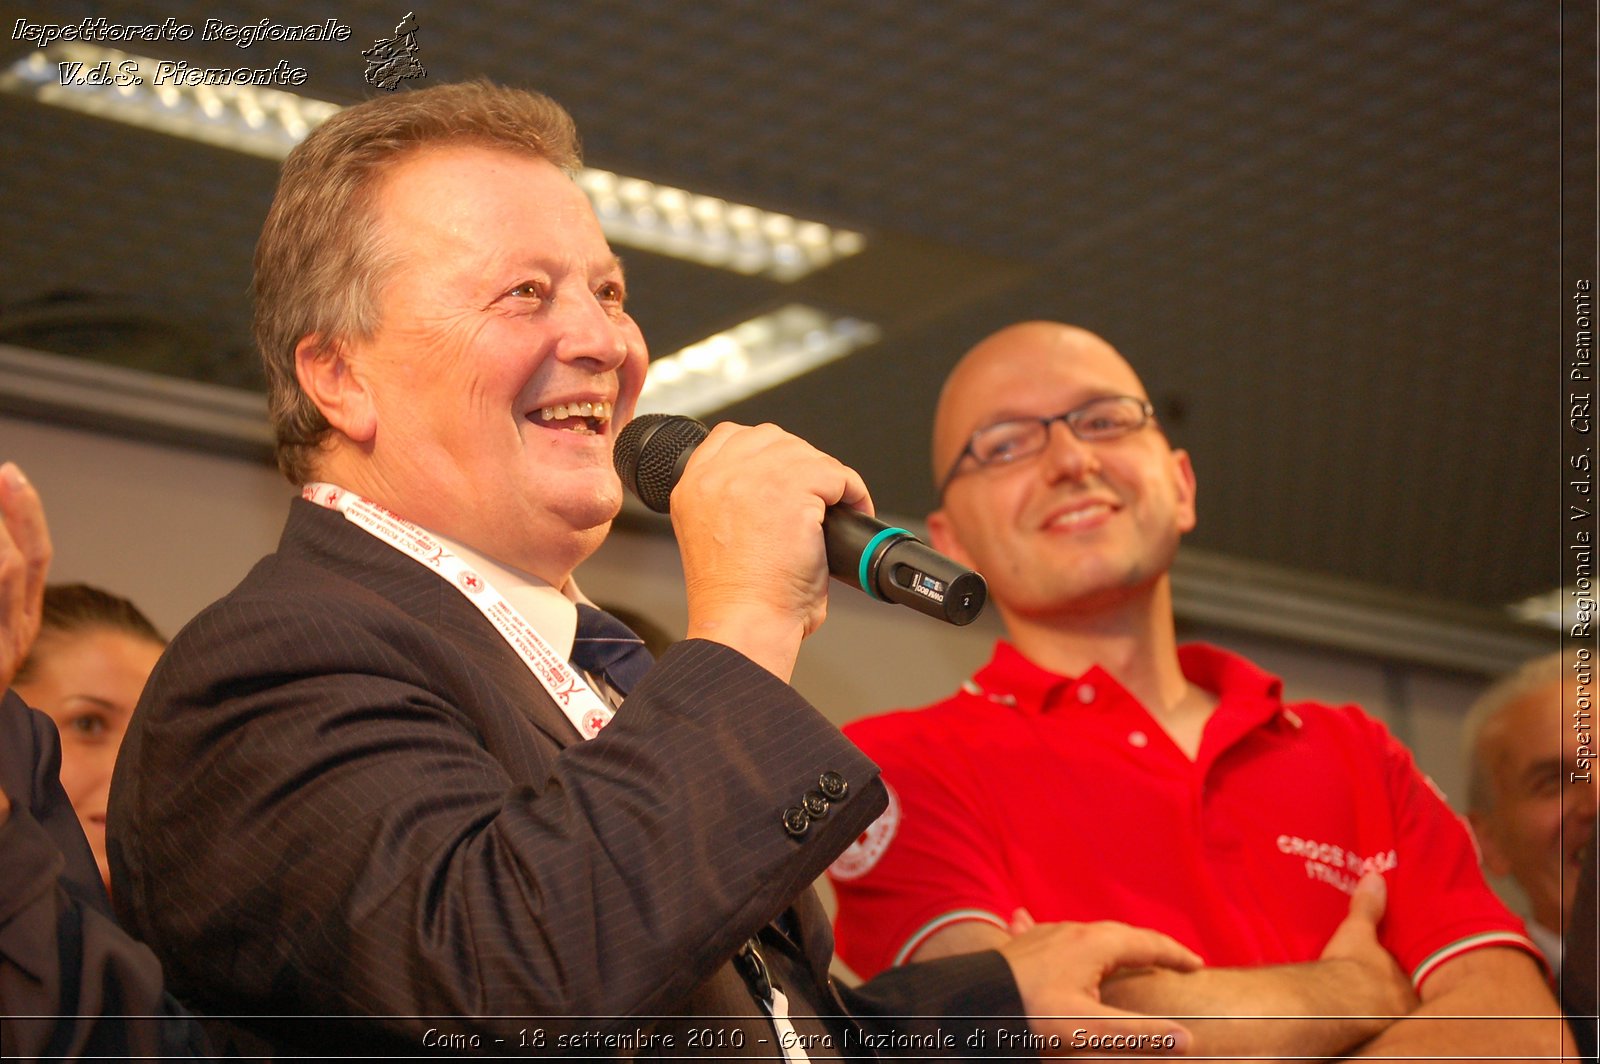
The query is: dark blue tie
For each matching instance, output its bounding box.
[570,604,653,697]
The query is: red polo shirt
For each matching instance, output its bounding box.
[830,642,1535,985]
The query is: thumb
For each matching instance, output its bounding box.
[1320,870,1387,961]
[1347,870,1387,926]
[1010,907,1037,934]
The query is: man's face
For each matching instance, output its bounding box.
[1472,677,1598,934]
[927,324,1196,621]
[333,145,647,580]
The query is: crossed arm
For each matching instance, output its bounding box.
[1348,946,1572,1063]
[911,873,1573,1062]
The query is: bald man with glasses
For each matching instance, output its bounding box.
[828,321,1574,1060]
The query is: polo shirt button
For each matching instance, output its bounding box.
[818,771,848,800]
[1077,684,1096,704]
[803,790,830,817]
[782,806,810,837]
[1127,730,1149,748]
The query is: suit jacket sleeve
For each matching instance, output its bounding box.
[0,691,206,1058]
[110,534,885,1047]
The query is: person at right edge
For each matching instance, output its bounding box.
[1462,650,1598,1056]
[829,321,1575,1060]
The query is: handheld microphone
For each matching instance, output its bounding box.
[614,414,987,626]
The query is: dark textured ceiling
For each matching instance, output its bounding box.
[0,0,1589,616]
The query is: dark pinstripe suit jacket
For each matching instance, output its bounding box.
[0,692,207,1057]
[108,500,1020,1057]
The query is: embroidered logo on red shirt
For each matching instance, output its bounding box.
[1276,833,1397,894]
[829,784,901,881]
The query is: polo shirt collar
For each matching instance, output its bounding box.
[967,641,1136,713]
[1178,643,1296,750]
[970,640,1290,729]
[1177,643,1285,709]
[968,641,1076,710]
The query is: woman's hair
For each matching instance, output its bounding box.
[13,583,166,684]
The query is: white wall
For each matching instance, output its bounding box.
[3,415,293,636]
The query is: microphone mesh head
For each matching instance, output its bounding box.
[613,414,709,513]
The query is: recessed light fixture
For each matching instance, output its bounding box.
[2,44,868,280]
[637,305,880,417]
[576,168,866,281]
[0,43,340,157]
[1508,587,1571,631]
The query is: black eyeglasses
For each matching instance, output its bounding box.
[937,395,1156,496]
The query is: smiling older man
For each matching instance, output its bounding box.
[1464,652,1597,966]
[105,86,1204,1057]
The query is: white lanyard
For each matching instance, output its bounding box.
[302,483,614,740]
[766,987,810,1064]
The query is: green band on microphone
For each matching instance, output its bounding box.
[858,527,911,599]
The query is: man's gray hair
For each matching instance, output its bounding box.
[1461,650,1571,814]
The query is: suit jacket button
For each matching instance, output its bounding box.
[782,806,810,837]
[803,790,830,818]
[818,771,848,800]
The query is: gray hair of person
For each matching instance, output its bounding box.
[13,583,166,685]
[1461,649,1572,814]
[253,80,583,484]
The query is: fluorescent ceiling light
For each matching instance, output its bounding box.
[0,43,340,158]
[2,44,868,280]
[637,304,879,418]
[577,168,865,281]
[1507,587,1568,631]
